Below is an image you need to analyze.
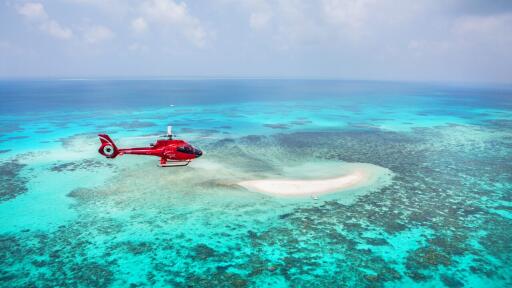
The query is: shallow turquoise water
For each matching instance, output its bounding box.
[0,80,511,287]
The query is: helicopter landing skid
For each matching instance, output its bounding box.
[159,160,191,167]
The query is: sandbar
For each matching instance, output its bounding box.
[238,163,390,197]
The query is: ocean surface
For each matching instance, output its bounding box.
[0,79,511,287]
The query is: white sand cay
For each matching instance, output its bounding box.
[238,163,392,198]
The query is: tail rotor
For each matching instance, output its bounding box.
[98,134,120,158]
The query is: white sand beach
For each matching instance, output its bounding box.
[238,163,390,198]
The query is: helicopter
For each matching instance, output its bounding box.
[98,126,202,167]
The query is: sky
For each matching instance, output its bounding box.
[1,0,512,83]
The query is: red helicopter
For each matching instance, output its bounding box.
[98,126,202,167]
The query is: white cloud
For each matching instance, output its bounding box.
[408,13,512,55]
[18,2,47,20]
[250,12,271,30]
[17,2,73,39]
[322,0,376,29]
[132,17,148,33]
[84,25,114,43]
[247,0,272,30]
[141,0,206,47]
[41,20,73,39]
[272,0,327,47]
[453,13,512,36]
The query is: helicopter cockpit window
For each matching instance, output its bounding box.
[177,146,194,154]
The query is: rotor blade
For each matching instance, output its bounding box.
[120,135,161,140]
[120,133,219,141]
[186,135,220,140]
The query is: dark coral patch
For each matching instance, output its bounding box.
[263,123,289,129]
[7,135,29,140]
[180,128,219,136]
[0,123,23,133]
[67,188,104,204]
[440,274,464,288]
[67,262,114,287]
[185,272,248,287]
[111,241,154,255]
[290,119,312,125]
[406,247,452,270]
[51,159,114,172]
[98,120,156,129]
[0,160,28,202]
[191,244,217,260]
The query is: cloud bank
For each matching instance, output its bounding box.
[2,0,511,82]
[17,2,73,39]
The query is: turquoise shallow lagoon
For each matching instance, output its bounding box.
[0,80,511,287]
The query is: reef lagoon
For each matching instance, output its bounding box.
[0,79,511,287]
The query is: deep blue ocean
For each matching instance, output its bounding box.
[0,79,511,287]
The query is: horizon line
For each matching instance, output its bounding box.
[0,76,511,87]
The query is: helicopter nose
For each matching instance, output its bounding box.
[194,148,203,157]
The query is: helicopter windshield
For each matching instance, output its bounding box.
[177,145,202,156]
[177,146,195,154]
